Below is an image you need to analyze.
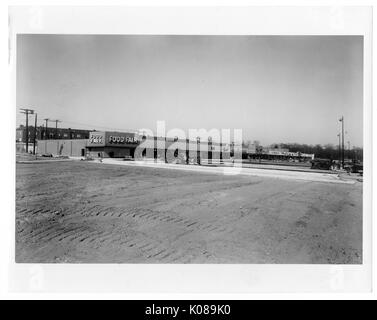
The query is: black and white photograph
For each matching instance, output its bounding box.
[3,4,374,298]
[15,33,364,264]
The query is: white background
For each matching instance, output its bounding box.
[0,1,375,299]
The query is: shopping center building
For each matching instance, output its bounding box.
[85,131,233,164]
[246,143,314,162]
[33,129,314,163]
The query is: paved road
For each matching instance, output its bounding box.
[97,158,354,184]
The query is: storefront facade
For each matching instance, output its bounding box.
[86,130,231,163]
[86,131,140,158]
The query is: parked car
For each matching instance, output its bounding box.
[310,158,332,170]
[344,162,363,174]
[41,153,53,157]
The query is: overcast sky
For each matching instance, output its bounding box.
[16,35,363,147]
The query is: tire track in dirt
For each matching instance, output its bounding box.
[68,203,232,237]
[17,196,240,263]
[16,170,256,259]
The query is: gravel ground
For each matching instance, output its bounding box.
[15,161,362,263]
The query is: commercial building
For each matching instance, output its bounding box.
[16,125,91,143]
[86,131,139,158]
[86,131,234,164]
[19,126,314,163]
[247,143,314,162]
[37,139,88,157]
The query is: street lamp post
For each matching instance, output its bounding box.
[337,133,341,169]
[347,141,351,161]
[339,116,345,169]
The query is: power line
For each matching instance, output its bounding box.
[18,114,135,133]
[57,119,138,133]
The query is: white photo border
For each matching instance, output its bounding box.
[6,5,373,294]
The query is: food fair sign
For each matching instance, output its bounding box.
[108,134,138,144]
[88,131,139,147]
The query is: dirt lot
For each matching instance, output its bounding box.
[15,161,362,263]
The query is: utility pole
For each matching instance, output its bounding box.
[20,108,34,153]
[33,113,38,155]
[52,119,61,139]
[44,118,49,139]
[339,116,345,169]
[197,136,201,165]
